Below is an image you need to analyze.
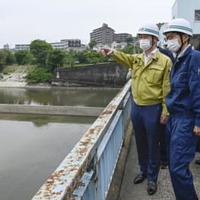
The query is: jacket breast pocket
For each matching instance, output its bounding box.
[145,67,163,85]
[174,72,188,88]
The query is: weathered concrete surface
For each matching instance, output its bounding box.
[117,133,200,200]
[52,62,128,87]
[0,104,104,117]
[107,120,200,200]
[0,81,27,87]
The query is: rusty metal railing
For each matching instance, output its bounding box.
[32,80,132,200]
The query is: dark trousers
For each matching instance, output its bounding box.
[166,114,199,200]
[160,124,168,163]
[196,137,200,153]
[131,100,161,183]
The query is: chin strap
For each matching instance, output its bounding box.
[176,33,189,58]
[146,36,157,53]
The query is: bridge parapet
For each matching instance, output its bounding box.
[32,80,132,200]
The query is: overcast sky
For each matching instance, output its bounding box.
[0,0,175,48]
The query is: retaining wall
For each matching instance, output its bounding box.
[52,62,128,87]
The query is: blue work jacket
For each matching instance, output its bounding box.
[158,47,175,64]
[166,45,200,126]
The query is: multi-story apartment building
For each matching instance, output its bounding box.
[90,23,132,45]
[61,39,81,47]
[15,44,30,51]
[14,39,82,51]
[114,33,132,43]
[51,39,81,50]
[90,23,115,45]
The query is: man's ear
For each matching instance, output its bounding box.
[183,34,190,43]
[152,36,158,46]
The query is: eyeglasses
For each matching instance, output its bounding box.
[165,33,179,40]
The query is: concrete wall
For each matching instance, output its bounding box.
[52,62,128,87]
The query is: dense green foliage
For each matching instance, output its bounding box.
[15,50,32,65]
[0,40,138,83]
[30,40,53,67]
[47,49,66,72]
[0,50,16,69]
[88,40,97,49]
[121,45,142,54]
[26,68,53,84]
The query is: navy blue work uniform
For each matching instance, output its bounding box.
[131,101,161,183]
[159,46,175,64]
[159,47,175,167]
[166,45,200,200]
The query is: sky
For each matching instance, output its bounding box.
[0,0,175,48]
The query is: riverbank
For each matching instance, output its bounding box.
[0,72,27,87]
[0,72,53,88]
[0,81,27,87]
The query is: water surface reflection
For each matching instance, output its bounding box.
[0,87,119,200]
[0,87,119,106]
[0,113,95,200]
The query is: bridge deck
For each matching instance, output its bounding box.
[118,134,200,200]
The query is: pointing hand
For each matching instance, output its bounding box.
[101,47,114,56]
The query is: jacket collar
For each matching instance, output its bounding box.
[177,45,192,61]
[136,49,160,66]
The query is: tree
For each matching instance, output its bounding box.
[0,50,8,69]
[5,51,16,65]
[86,51,105,64]
[88,40,97,50]
[126,37,134,44]
[30,39,53,67]
[76,50,88,64]
[65,50,76,67]
[47,49,66,72]
[122,45,142,54]
[15,50,31,65]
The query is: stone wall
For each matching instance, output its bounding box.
[52,62,128,87]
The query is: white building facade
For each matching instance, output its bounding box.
[14,39,84,51]
[172,0,200,34]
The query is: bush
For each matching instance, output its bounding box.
[26,68,52,84]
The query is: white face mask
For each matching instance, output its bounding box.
[139,39,151,51]
[167,39,181,53]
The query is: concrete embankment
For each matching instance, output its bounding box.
[0,81,27,87]
[0,104,104,117]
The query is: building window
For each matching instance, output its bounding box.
[195,10,200,21]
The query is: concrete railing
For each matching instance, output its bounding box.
[32,79,132,200]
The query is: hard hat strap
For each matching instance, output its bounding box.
[175,33,185,57]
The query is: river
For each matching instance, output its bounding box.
[0,87,119,200]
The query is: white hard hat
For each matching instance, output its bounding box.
[137,23,159,38]
[163,18,193,36]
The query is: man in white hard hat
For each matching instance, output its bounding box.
[163,18,200,200]
[101,23,172,195]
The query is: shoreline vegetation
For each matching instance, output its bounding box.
[0,65,122,90]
